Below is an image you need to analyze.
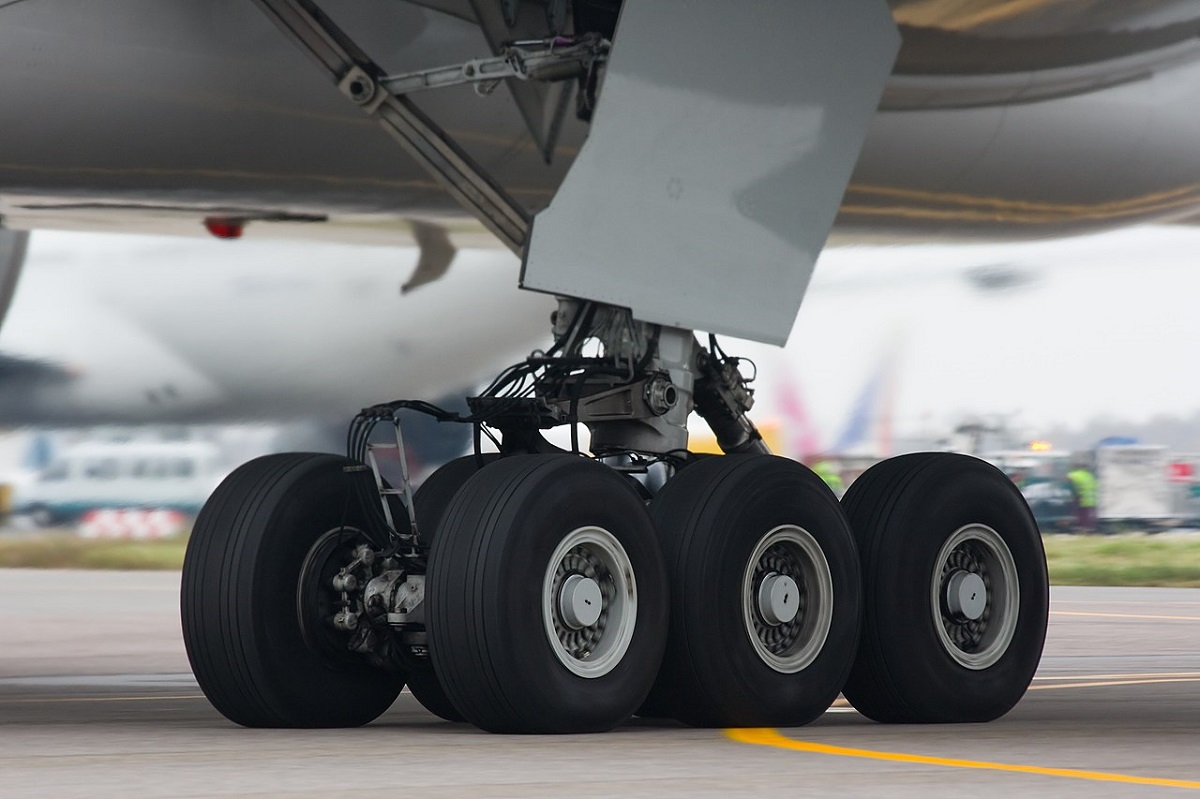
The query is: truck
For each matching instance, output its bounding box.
[1095,444,1174,526]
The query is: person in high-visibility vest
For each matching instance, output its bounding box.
[811,459,844,497]
[1065,463,1098,533]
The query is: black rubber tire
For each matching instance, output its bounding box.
[403,667,462,722]
[644,454,861,728]
[181,453,403,728]
[404,454,498,722]
[413,454,499,545]
[427,454,668,733]
[841,452,1049,723]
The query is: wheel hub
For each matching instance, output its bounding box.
[741,525,833,674]
[296,527,376,666]
[931,524,1020,670]
[542,526,637,679]
[757,572,801,626]
[946,570,987,621]
[559,574,604,629]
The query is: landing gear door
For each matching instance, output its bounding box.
[521,0,899,346]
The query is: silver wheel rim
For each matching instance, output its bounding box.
[741,525,834,674]
[930,523,1019,670]
[542,526,637,678]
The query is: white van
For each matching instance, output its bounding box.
[15,439,227,525]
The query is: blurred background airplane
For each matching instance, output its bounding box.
[0,231,551,427]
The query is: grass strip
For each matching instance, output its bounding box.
[0,534,188,570]
[1043,533,1200,587]
[1,531,1199,586]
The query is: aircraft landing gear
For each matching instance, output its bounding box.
[180,300,1048,734]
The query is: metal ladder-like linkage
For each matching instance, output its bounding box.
[365,418,420,545]
[250,0,532,254]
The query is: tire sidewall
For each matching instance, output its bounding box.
[248,459,371,687]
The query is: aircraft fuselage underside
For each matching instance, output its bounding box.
[2,1,1200,244]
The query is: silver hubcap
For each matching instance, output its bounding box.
[742,525,834,674]
[946,570,987,620]
[931,524,1020,670]
[757,574,801,625]
[559,574,604,629]
[542,526,637,678]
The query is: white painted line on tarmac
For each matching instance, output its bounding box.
[1051,610,1200,621]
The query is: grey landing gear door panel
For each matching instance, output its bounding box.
[522,0,900,346]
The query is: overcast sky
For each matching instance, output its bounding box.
[727,225,1200,449]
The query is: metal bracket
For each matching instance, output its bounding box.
[380,35,609,98]
[249,0,532,254]
[693,349,768,454]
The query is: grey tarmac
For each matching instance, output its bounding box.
[1,569,1198,798]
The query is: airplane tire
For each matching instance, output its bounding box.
[841,452,1048,723]
[413,454,499,545]
[644,455,861,727]
[427,454,668,733]
[181,453,402,728]
[403,454,498,722]
[404,668,462,722]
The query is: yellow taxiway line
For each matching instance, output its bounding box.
[728,728,1200,791]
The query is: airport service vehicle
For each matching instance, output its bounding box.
[1096,445,1175,527]
[15,440,226,526]
[1015,480,1075,533]
[4,1,1200,735]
